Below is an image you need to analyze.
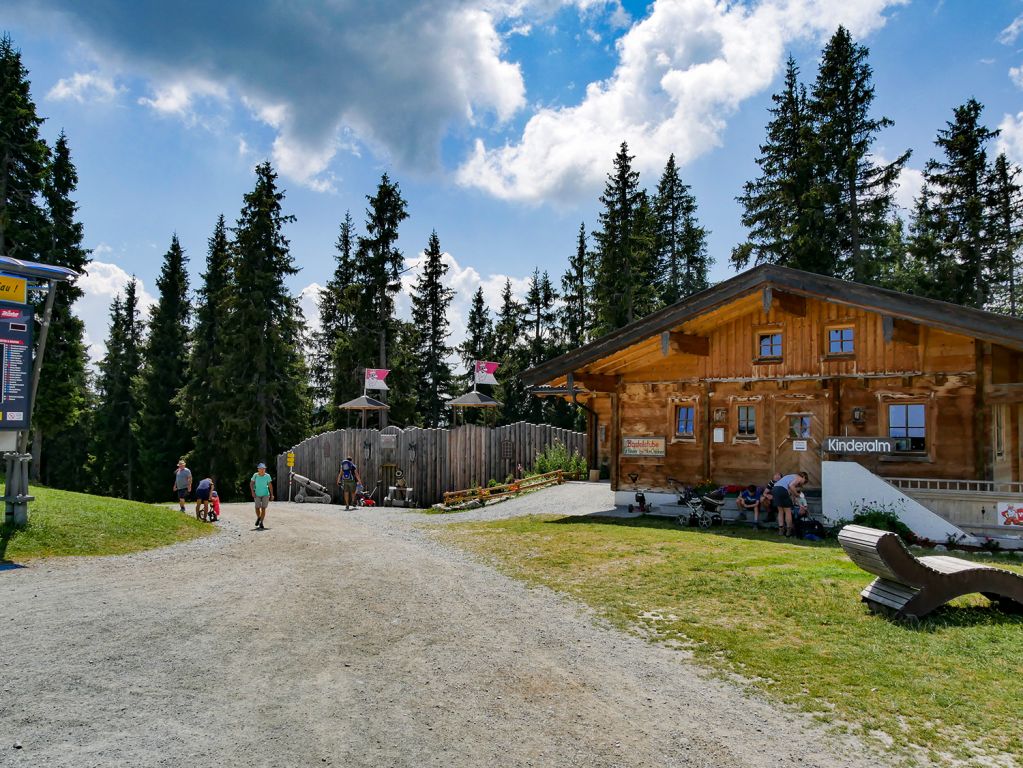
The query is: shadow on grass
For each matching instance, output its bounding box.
[871,602,1023,631]
[548,513,843,549]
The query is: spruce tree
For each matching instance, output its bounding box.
[653,154,709,304]
[177,216,233,486]
[93,280,143,498]
[734,56,816,270]
[560,223,590,348]
[219,162,310,485]
[592,142,644,333]
[523,269,559,367]
[809,26,909,283]
[922,99,998,307]
[314,210,359,410]
[358,174,409,368]
[410,230,454,427]
[459,286,494,386]
[988,153,1023,315]
[136,235,191,500]
[493,279,524,424]
[0,34,49,262]
[35,131,90,478]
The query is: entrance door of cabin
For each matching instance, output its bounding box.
[772,396,828,488]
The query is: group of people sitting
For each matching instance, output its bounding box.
[735,471,821,538]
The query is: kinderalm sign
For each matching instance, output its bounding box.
[822,436,894,455]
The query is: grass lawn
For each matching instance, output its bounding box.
[440,515,1023,765]
[0,485,212,562]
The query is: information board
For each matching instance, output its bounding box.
[0,301,32,431]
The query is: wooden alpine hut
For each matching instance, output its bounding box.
[520,264,1023,527]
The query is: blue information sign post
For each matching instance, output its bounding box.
[0,301,34,431]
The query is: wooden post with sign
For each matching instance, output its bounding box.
[286,451,295,501]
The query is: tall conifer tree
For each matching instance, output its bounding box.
[920,99,998,307]
[653,154,709,304]
[177,216,233,486]
[136,235,191,500]
[988,153,1023,315]
[560,223,590,347]
[809,26,909,283]
[410,230,454,427]
[93,280,143,498]
[734,56,816,270]
[592,142,644,333]
[459,286,494,386]
[219,162,310,484]
[35,131,90,477]
[0,34,49,261]
[314,210,360,412]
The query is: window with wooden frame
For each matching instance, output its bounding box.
[826,325,855,356]
[736,405,757,439]
[788,414,811,439]
[888,403,926,453]
[675,405,696,439]
[756,331,783,361]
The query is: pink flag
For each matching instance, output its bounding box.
[474,360,499,385]
[365,368,390,391]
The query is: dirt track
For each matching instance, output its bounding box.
[0,484,894,767]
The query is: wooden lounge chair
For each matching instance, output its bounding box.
[838,524,1023,619]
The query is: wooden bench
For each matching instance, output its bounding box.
[838,524,1023,619]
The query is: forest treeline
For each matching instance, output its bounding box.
[1,27,1021,501]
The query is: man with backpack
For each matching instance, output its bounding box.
[336,455,361,510]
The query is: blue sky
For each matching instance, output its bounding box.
[2,0,1023,359]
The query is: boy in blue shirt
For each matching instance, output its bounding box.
[250,463,274,530]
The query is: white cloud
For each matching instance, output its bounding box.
[458,0,907,202]
[997,112,1023,167]
[20,0,532,192]
[77,259,157,361]
[893,164,924,213]
[1011,65,1023,90]
[47,72,122,103]
[999,14,1023,45]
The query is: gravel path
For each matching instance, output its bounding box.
[0,483,895,767]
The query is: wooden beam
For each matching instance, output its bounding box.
[660,330,709,356]
[762,285,806,317]
[986,383,1023,404]
[574,372,618,392]
[883,315,920,345]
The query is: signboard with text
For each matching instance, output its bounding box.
[0,301,33,431]
[822,436,894,455]
[622,436,666,457]
[0,275,27,305]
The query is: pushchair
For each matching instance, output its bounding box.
[667,478,725,528]
[355,483,377,507]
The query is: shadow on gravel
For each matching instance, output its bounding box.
[0,522,25,566]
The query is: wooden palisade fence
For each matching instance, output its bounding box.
[276,422,586,508]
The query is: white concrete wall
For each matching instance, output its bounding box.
[821,461,976,544]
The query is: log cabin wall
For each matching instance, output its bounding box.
[602,294,1023,491]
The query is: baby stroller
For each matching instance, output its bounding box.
[667,478,725,528]
[355,483,377,507]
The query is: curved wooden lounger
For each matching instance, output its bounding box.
[838,524,1023,619]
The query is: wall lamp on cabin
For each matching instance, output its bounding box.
[408,442,417,464]
[363,440,372,462]
[851,407,866,424]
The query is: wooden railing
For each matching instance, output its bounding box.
[888,477,1023,495]
[443,470,564,507]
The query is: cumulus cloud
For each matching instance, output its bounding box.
[14,0,533,191]
[77,258,157,361]
[458,0,907,202]
[997,112,1023,167]
[47,72,122,103]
